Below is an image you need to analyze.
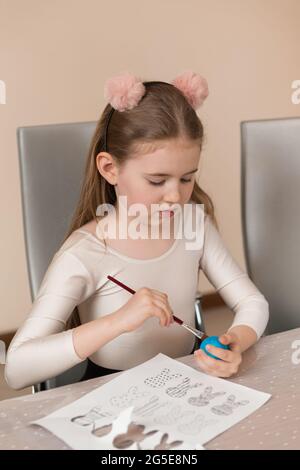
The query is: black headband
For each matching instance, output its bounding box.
[103,107,115,153]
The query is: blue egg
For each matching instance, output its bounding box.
[200,336,229,360]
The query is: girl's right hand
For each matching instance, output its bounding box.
[115,287,175,333]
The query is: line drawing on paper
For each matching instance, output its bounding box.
[134,396,159,414]
[177,414,218,434]
[154,405,194,425]
[144,368,182,388]
[70,406,113,426]
[188,386,227,407]
[110,386,150,408]
[133,395,169,417]
[211,394,250,416]
[166,377,202,398]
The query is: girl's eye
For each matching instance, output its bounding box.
[148,179,192,186]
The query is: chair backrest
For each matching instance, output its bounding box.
[17,121,97,390]
[241,117,300,335]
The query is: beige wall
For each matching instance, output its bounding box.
[0,0,299,334]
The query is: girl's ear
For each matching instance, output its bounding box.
[96,152,119,185]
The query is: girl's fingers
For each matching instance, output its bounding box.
[145,289,175,326]
[153,307,167,327]
[194,351,225,376]
[153,301,172,327]
[204,345,234,362]
[194,349,238,376]
[152,294,174,326]
[219,333,241,353]
[151,289,168,297]
[152,291,174,313]
[219,333,233,345]
[194,349,223,370]
[151,290,172,305]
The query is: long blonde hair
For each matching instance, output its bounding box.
[64,81,217,330]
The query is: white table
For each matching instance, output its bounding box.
[0,328,300,450]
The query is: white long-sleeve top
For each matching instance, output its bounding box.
[5,203,269,389]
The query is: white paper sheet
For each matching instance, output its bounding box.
[31,353,271,449]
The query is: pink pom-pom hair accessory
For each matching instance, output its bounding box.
[102,70,209,151]
[103,70,208,112]
[102,71,146,152]
[171,70,209,110]
[104,71,146,112]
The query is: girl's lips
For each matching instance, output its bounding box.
[159,210,175,217]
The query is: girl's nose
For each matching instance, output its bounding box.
[164,189,181,203]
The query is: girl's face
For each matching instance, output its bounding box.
[115,138,201,213]
[96,138,201,226]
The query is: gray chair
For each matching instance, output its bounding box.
[17,121,205,392]
[241,117,300,335]
[17,121,97,392]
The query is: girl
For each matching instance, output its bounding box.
[5,71,269,390]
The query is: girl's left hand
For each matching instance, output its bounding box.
[193,332,242,378]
